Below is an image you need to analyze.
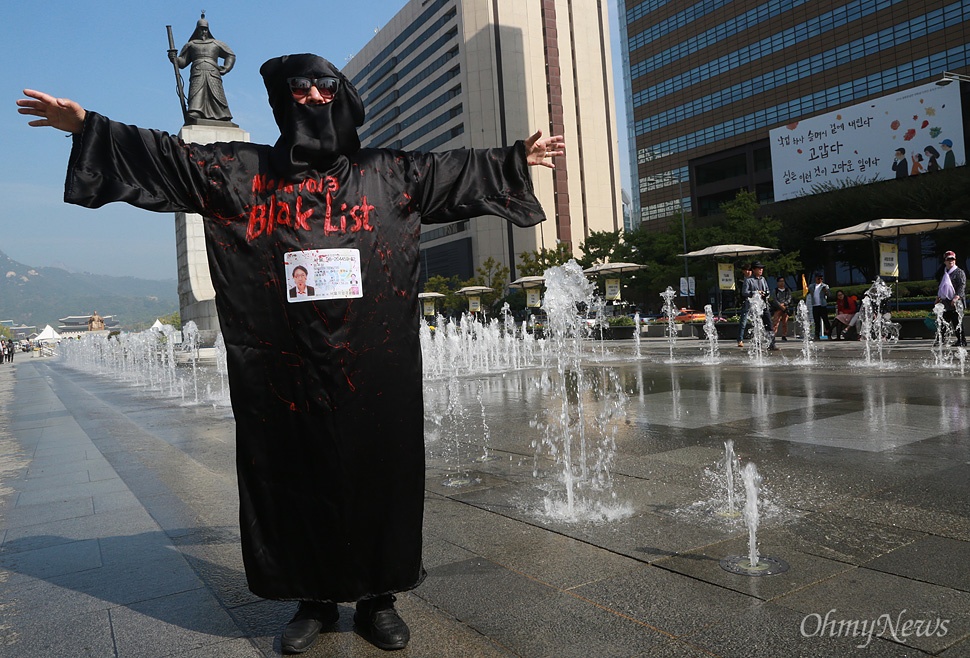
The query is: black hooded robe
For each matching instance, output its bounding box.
[62,71,545,601]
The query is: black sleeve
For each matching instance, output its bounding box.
[64,111,211,214]
[410,141,546,227]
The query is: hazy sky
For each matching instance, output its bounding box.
[4,1,628,280]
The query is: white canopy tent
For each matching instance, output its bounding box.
[35,325,62,343]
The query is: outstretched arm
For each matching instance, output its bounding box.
[17,89,86,134]
[524,130,565,169]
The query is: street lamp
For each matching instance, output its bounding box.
[937,71,970,85]
[677,177,691,307]
[645,173,692,306]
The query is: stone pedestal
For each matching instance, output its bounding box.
[175,123,250,336]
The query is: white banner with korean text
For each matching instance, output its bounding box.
[770,82,964,201]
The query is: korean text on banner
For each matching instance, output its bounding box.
[718,263,736,290]
[880,242,899,278]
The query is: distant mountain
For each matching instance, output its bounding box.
[0,250,178,331]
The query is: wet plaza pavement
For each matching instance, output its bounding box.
[2,337,970,657]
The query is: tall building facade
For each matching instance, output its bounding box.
[621,0,970,228]
[344,0,624,283]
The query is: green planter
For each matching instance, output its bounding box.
[592,325,637,340]
[713,323,739,341]
[895,317,936,340]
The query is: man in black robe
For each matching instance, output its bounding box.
[19,53,563,654]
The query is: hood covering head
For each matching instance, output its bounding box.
[260,54,365,178]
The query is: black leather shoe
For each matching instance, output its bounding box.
[281,601,339,654]
[355,595,410,650]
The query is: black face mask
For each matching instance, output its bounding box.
[260,54,365,178]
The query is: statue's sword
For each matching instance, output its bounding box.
[166,25,189,123]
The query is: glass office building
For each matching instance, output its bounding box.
[621,0,970,228]
[345,0,624,283]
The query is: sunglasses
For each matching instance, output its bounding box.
[945,257,956,262]
[287,76,340,98]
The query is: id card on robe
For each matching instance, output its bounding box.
[284,249,363,302]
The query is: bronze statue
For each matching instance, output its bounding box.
[168,13,235,123]
[88,311,105,331]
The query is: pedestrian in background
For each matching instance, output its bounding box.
[807,272,831,340]
[770,276,793,341]
[935,250,967,347]
[740,262,778,351]
[736,263,752,347]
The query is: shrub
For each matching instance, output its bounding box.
[891,310,931,319]
[607,315,635,327]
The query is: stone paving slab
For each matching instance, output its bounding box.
[3,340,970,656]
[863,535,970,593]
[683,602,923,657]
[773,567,970,654]
[755,510,926,565]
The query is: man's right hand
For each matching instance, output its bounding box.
[17,89,86,134]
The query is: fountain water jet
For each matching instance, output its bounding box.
[213,333,230,404]
[714,440,741,518]
[633,311,642,359]
[182,321,200,404]
[660,287,678,362]
[532,261,632,522]
[425,375,481,488]
[719,461,790,576]
[742,294,772,362]
[56,324,230,408]
[932,302,950,366]
[859,278,894,365]
[794,300,815,364]
[701,304,720,363]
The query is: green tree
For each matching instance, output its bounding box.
[575,229,648,306]
[516,243,573,276]
[615,190,805,312]
[422,274,463,317]
[158,310,181,329]
[707,189,780,251]
[577,230,633,268]
[621,222,688,310]
[710,190,802,283]
[465,256,510,313]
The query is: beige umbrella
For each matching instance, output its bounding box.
[509,276,545,289]
[582,262,647,275]
[816,218,968,242]
[418,292,445,316]
[455,286,494,295]
[678,244,780,258]
[583,263,645,306]
[455,286,493,314]
[677,245,780,314]
[817,217,968,274]
[510,276,545,310]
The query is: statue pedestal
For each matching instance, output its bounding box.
[175,122,250,337]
